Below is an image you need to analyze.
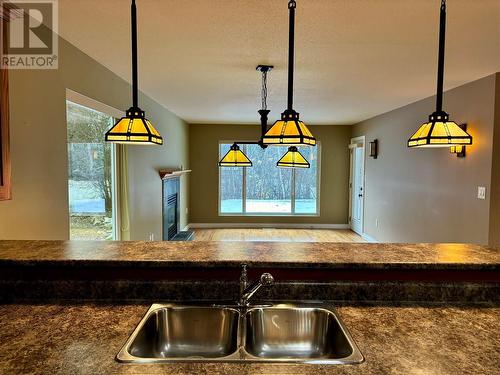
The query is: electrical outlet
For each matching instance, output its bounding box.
[477,186,486,200]
[185,207,189,215]
[149,233,155,241]
[375,218,379,228]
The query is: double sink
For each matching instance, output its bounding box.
[117,302,364,365]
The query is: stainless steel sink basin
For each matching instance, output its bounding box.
[245,306,358,363]
[117,302,363,364]
[118,305,240,361]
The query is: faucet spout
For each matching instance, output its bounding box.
[238,267,274,306]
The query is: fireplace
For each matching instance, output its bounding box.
[161,170,194,241]
[162,177,180,240]
[166,193,178,240]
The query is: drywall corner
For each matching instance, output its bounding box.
[488,72,500,248]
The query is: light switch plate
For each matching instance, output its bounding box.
[478,186,486,200]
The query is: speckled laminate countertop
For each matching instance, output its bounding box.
[0,240,498,269]
[0,303,498,375]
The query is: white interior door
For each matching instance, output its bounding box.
[349,137,365,235]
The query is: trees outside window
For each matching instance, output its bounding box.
[66,101,116,240]
[219,143,319,215]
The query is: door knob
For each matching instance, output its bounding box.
[358,194,363,197]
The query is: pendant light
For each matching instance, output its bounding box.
[262,0,316,147]
[277,146,310,168]
[407,0,471,148]
[218,65,274,167]
[105,0,163,145]
[218,143,252,167]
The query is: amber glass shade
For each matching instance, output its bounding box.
[105,107,163,145]
[408,112,472,148]
[219,143,252,167]
[277,146,310,168]
[262,110,316,146]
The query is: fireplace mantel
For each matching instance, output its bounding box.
[159,169,191,180]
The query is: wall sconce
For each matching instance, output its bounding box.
[369,139,378,159]
[450,124,467,157]
[450,145,465,157]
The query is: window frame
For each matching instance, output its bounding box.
[218,140,321,217]
[65,89,124,240]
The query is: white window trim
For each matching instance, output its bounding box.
[218,141,321,217]
[65,89,124,240]
[66,89,124,119]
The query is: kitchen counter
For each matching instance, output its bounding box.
[0,240,498,269]
[1,240,498,304]
[0,303,498,375]
[1,241,497,372]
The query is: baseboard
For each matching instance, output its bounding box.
[362,233,378,243]
[187,223,350,229]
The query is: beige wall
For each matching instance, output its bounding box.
[0,36,189,240]
[189,124,351,225]
[489,73,500,248]
[352,74,497,244]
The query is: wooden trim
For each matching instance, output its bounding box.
[0,20,11,200]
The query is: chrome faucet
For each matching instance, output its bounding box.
[239,264,274,306]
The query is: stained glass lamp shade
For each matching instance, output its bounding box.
[263,110,316,146]
[277,146,310,168]
[408,112,472,148]
[105,108,163,145]
[219,143,252,167]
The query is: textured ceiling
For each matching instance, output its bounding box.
[58,0,500,125]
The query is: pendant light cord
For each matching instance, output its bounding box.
[287,0,296,111]
[258,67,271,147]
[131,0,138,108]
[261,69,268,110]
[435,0,446,113]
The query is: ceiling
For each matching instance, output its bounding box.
[58,0,500,125]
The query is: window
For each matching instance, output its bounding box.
[66,101,118,240]
[219,143,320,215]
